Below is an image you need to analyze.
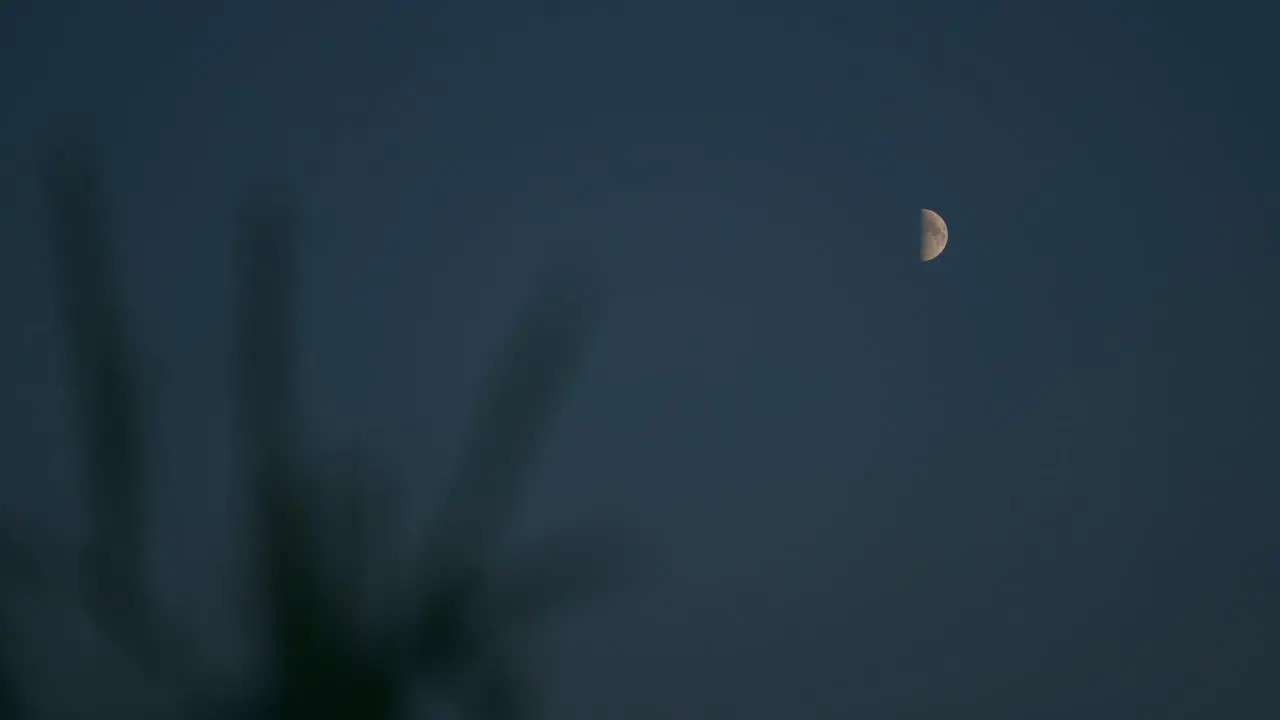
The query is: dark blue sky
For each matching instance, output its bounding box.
[3,1,1278,717]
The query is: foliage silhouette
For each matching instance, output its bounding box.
[0,138,628,718]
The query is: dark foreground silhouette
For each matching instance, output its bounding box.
[0,138,629,719]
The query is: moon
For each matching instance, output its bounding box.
[920,208,948,262]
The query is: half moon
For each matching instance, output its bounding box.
[920,208,948,262]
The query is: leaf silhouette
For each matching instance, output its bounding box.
[3,135,632,719]
[46,141,146,630]
[408,280,604,708]
[44,137,205,690]
[230,183,622,719]
[233,187,393,718]
[438,278,601,560]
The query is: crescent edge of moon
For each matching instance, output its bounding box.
[920,208,948,262]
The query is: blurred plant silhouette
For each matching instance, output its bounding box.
[0,137,629,718]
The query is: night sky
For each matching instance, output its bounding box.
[3,1,1278,717]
